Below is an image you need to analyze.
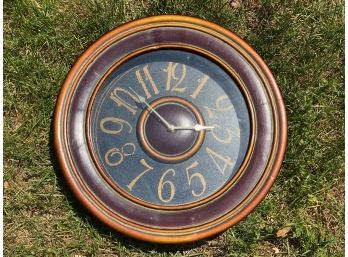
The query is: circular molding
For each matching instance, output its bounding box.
[137,96,205,164]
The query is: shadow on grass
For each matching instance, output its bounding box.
[48,119,216,253]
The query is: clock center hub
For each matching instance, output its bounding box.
[137,97,205,163]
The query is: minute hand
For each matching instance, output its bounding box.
[129,87,174,131]
[172,124,215,132]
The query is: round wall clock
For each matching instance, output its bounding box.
[54,15,287,243]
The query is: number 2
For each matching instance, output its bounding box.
[204,95,234,118]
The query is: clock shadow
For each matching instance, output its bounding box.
[48,120,222,254]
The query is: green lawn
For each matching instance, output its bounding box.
[4,0,344,256]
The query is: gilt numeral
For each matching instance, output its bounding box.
[127,159,154,191]
[135,65,159,99]
[186,161,206,197]
[100,117,132,135]
[164,62,187,92]
[190,74,209,99]
[158,169,176,203]
[211,125,240,144]
[110,87,139,115]
[204,95,234,118]
[206,147,234,175]
[105,143,136,167]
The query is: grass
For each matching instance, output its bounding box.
[4,0,344,256]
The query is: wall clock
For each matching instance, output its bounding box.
[54,15,287,243]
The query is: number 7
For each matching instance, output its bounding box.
[127,159,153,191]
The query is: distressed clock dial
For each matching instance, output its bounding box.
[88,50,250,207]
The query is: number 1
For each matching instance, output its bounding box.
[190,74,209,99]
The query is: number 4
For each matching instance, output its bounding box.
[206,147,235,175]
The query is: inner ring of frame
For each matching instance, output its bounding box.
[137,96,205,163]
[85,45,256,211]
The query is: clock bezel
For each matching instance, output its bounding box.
[137,96,206,163]
[53,15,287,244]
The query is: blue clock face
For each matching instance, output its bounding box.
[88,49,250,207]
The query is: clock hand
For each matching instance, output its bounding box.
[172,124,215,132]
[129,87,174,131]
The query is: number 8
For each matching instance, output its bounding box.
[104,143,136,167]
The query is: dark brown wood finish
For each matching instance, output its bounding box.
[137,96,205,164]
[54,16,287,243]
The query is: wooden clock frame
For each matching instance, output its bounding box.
[54,15,287,244]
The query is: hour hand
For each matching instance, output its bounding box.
[129,87,174,131]
[172,124,215,132]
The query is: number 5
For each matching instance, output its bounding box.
[186,161,206,197]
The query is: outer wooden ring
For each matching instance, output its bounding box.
[54,15,287,243]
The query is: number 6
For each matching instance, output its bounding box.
[158,169,176,203]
